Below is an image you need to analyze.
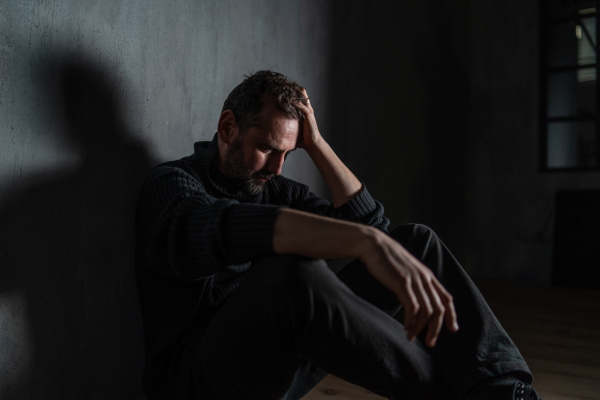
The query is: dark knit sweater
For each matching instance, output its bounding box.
[134,133,390,399]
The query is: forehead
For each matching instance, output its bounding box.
[248,105,299,151]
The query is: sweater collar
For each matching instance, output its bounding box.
[193,132,219,173]
[193,133,263,204]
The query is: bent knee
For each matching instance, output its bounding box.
[252,254,333,294]
[387,223,444,265]
[389,223,437,242]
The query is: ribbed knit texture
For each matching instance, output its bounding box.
[135,133,390,400]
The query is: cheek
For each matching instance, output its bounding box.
[246,150,268,171]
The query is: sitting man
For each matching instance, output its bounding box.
[134,70,540,400]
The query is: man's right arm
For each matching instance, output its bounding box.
[272,208,459,348]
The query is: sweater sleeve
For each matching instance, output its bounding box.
[135,166,283,281]
[278,178,390,232]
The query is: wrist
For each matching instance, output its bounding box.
[353,225,382,259]
[304,135,326,154]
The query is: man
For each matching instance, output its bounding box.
[135,71,540,400]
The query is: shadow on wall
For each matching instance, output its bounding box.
[412,2,470,268]
[0,56,155,399]
[327,1,470,264]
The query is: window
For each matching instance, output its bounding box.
[541,0,599,170]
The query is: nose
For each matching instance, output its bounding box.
[268,153,286,176]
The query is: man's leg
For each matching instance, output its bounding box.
[281,254,405,400]
[393,224,533,398]
[190,254,451,400]
[285,224,536,400]
[343,224,534,399]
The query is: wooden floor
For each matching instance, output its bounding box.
[303,279,600,400]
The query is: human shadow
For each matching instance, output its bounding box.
[0,56,156,399]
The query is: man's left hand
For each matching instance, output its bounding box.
[295,89,323,150]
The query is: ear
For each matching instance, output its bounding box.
[217,110,238,144]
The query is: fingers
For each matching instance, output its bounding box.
[406,278,433,342]
[294,98,311,114]
[431,278,459,333]
[422,277,445,347]
[398,269,457,347]
[296,88,313,111]
[394,278,420,332]
[295,100,309,112]
[368,235,458,347]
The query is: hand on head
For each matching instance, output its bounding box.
[294,89,322,150]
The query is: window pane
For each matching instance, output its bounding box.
[548,68,596,117]
[547,121,597,168]
[578,17,597,65]
[547,0,596,20]
[548,17,596,67]
[548,20,578,67]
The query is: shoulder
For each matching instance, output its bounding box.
[140,162,205,198]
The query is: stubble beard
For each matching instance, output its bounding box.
[224,136,274,196]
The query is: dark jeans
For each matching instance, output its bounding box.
[190,224,532,400]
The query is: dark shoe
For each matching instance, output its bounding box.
[513,381,540,400]
[464,378,540,400]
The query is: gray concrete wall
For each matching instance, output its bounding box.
[467,1,600,284]
[327,0,600,286]
[328,0,473,267]
[0,1,331,398]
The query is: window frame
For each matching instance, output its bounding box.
[540,0,600,172]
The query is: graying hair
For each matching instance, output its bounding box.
[221,70,307,133]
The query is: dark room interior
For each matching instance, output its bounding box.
[1,1,599,399]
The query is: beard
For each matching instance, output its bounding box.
[223,136,274,196]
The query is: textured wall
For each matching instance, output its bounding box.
[328,0,600,285]
[328,0,472,266]
[0,1,331,398]
[467,1,600,283]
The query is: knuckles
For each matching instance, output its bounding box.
[408,302,420,316]
[423,306,434,318]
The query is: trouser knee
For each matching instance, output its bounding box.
[388,223,444,275]
[251,255,351,344]
[250,255,343,321]
[252,254,334,296]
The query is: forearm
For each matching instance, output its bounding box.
[272,207,376,260]
[305,138,362,208]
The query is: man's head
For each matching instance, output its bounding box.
[215,71,307,196]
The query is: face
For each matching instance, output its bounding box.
[222,104,299,196]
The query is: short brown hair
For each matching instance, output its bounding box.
[221,70,307,133]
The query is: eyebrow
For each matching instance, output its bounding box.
[259,141,297,153]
